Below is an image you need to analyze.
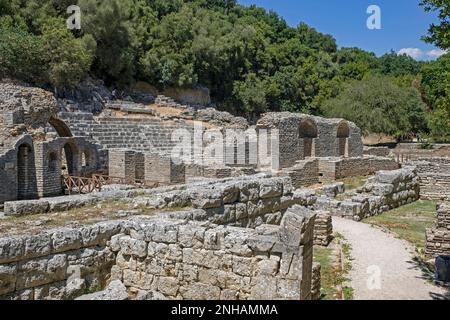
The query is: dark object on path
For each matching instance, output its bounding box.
[435,255,450,283]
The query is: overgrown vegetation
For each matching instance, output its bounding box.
[0,0,448,140]
[314,233,354,300]
[364,200,437,251]
[313,246,335,300]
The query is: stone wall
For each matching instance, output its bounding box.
[406,158,450,201]
[315,168,420,221]
[109,205,316,300]
[318,157,400,182]
[256,113,364,170]
[0,221,123,300]
[108,150,137,182]
[394,143,450,160]
[313,212,333,246]
[0,202,317,300]
[363,146,391,157]
[426,202,450,257]
[311,263,321,301]
[283,159,320,188]
[132,176,317,229]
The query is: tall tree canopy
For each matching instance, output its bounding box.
[0,0,448,141]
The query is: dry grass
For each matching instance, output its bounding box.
[364,200,437,251]
[0,200,192,237]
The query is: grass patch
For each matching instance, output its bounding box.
[314,234,355,300]
[0,199,193,237]
[337,176,368,191]
[313,246,335,300]
[364,200,437,251]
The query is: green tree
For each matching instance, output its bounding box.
[40,18,94,89]
[420,0,450,49]
[0,18,47,84]
[321,75,428,139]
[378,51,422,77]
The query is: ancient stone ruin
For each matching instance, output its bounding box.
[1,80,449,300]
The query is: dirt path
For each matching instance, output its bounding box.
[332,217,448,300]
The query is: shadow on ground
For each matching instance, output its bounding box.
[408,257,450,300]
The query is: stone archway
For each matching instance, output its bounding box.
[48,116,73,138]
[337,121,350,157]
[61,142,78,176]
[17,143,37,200]
[299,119,318,158]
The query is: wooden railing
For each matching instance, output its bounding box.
[394,153,412,163]
[62,174,165,195]
[62,175,103,195]
[91,174,162,188]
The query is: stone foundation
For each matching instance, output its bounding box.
[109,205,315,300]
[406,158,450,201]
[426,202,450,257]
[315,168,420,221]
[311,263,321,301]
[0,202,317,300]
[314,212,333,246]
[0,221,123,299]
[318,157,400,182]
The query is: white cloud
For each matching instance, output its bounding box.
[426,49,448,58]
[397,48,424,59]
[397,48,448,60]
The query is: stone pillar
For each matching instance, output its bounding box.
[108,149,136,183]
[278,205,316,300]
[426,202,450,257]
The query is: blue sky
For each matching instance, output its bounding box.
[238,0,446,60]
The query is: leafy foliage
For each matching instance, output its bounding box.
[420,0,450,50]
[321,75,428,139]
[0,0,448,141]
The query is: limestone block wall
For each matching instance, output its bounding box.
[318,157,400,182]
[144,153,185,185]
[284,159,320,188]
[0,203,317,300]
[0,221,123,300]
[406,158,450,201]
[132,176,318,229]
[108,205,316,300]
[315,168,420,221]
[108,150,137,182]
[426,202,450,257]
[313,212,333,246]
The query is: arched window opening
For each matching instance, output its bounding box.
[337,122,350,157]
[299,119,318,158]
[48,152,58,172]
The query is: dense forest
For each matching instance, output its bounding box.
[0,0,449,141]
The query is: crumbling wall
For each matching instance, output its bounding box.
[426,202,450,257]
[0,221,123,300]
[109,205,316,300]
[131,176,317,229]
[315,168,420,221]
[313,212,333,246]
[406,158,450,201]
[0,202,317,300]
[363,146,391,157]
[284,159,320,188]
[318,157,400,182]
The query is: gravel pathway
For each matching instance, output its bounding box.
[332,217,448,300]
